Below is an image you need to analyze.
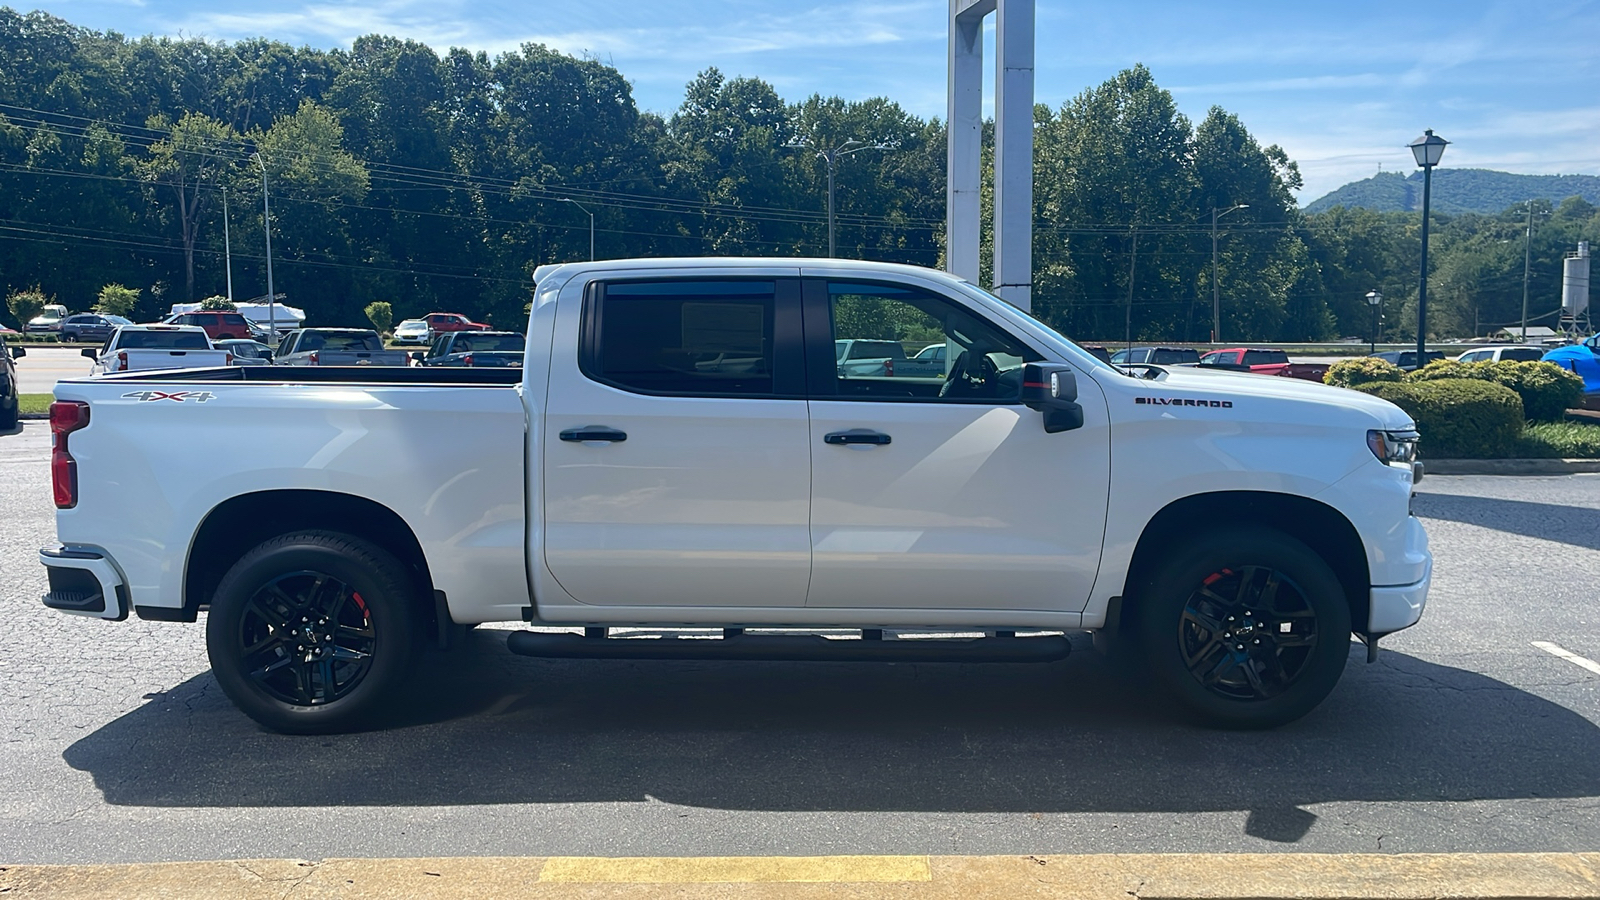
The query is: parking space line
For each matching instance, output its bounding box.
[1532,641,1600,676]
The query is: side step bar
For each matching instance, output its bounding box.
[505,632,1071,663]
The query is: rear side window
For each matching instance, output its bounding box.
[584,280,780,396]
[1242,350,1288,366]
[1502,347,1544,361]
[1150,349,1199,364]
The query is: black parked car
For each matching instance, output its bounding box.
[59,314,131,343]
[0,333,25,431]
[1108,346,1201,366]
[415,331,526,367]
[1369,350,1446,371]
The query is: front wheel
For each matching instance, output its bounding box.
[62,334,77,343]
[206,531,421,734]
[1135,528,1351,729]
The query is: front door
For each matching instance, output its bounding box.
[803,276,1110,613]
[542,273,813,608]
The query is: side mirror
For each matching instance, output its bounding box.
[81,347,98,359]
[411,351,426,362]
[1021,363,1085,434]
[10,346,23,359]
[262,349,274,361]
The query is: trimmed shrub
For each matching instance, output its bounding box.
[1407,359,1582,421]
[364,301,393,335]
[1324,357,1404,388]
[96,284,140,317]
[1357,378,1524,459]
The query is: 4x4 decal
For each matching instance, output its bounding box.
[121,390,216,403]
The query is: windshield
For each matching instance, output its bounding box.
[117,330,210,350]
[300,331,383,353]
[951,281,1122,376]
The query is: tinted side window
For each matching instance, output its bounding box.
[585,280,779,396]
[1242,350,1288,366]
[1504,348,1544,361]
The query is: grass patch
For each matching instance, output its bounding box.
[1517,420,1600,459]
[18,394,52,416]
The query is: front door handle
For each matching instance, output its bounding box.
[824,428,891,446]
[560,426,627,443]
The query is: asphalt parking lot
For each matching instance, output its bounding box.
[1,421,1598,865]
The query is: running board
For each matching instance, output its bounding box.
[505,632,1071,663]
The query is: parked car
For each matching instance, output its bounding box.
[1542,336,1600,401]
[835,338,947,379]
[41,256,1431,735]
[58,314,131,344]
[422,312,490,334]
[1197,348,1331,382]
[25,304,69,334]
[392,319,432,345]
[1369,350,1446,372]
[0,333,23,431]
[273,328,411,366]
[1079,345,1113,364]
[83,325,231,375]
[416,331,526,367]
[215,339,274,366]
[1109,346,1201,366]
[1451,345,1547,363]
[163,310,260,342]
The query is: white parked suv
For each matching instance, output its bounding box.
[392,319,432,345]
[1451,345,1546,363]
[39,258,1430,734]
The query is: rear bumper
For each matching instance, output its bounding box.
[39,547,129,621]
[1368,556,1431,635]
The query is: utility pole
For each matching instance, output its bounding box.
[222,185,234,304]
[1521,200,1535,342]
[1210,204,1248,343]
[1125,226,1139,350]
[786,136,898,257]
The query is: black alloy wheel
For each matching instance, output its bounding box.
[1178,565,1317,702]
[207,531,420,733]
[237,571,376,707]
[1136,528,1351,729]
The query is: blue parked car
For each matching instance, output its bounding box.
[1543,336,1600,398]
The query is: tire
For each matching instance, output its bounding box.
[0,396,16,432]
[63,334,77,343]
[206,531,422,734]
[1134,527,1351,729]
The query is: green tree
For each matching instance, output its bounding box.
[140,112,240,302]
[364,300,393,334]
[96,284,140,316]
[6,287,49,330]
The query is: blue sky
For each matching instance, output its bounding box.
[39,0,1600,202]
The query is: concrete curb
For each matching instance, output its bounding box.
[4,853,1599,899]
[1424,458,1600,475]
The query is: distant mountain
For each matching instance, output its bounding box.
[1305,168,1600,215]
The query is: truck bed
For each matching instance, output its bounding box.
[94,366,524,385]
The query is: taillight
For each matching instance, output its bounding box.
[116,350,128,370]
[50,401,90,509]
[225,352,234,365]
[884,358,894,377]
[462,354,475,366]
[309,351,319,364]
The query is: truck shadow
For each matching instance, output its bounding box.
[1413,491,1600,551]
[62,634,1600,822]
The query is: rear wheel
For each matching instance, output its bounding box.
[206,531,421,734]
[62,334,77,343]
[1135,528,1351,729]
[0,395,16,431]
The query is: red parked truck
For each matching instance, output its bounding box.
[423,312,490,334]
[1198,348,1329,382]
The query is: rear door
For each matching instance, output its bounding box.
[541,271,813,608]
[801,274,1110,613]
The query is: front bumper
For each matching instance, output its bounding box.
[1369,555,1432,634]
[40,547,129,621]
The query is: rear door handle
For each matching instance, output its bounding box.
[560,426,627,443]
[824,429,891,446]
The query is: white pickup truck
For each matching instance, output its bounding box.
[83,324,233,374]
[40,258,1430,734]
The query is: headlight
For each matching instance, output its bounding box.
[1367,429,1419,465]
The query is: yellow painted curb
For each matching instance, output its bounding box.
[3,853,1599,899]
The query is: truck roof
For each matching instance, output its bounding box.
[117,324,208,333]
[532,257,975,289]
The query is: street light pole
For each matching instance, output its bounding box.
[786,136,898,257]
[1367,289,1383,354]
[222,185,234,304]
[1408,129,1448,366]
[254,152,276,344]
[1211,203,1248,343]
[559,198,595,261]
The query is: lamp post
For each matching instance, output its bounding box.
[558,198,594,261]
[1520,200,1539,342]
[221,185,233,304]
[1211,204,1248,343]
[1366,289,1383,354]
[786,136,898,257]
[1408,129,1448,365]
[252,150,277,344]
